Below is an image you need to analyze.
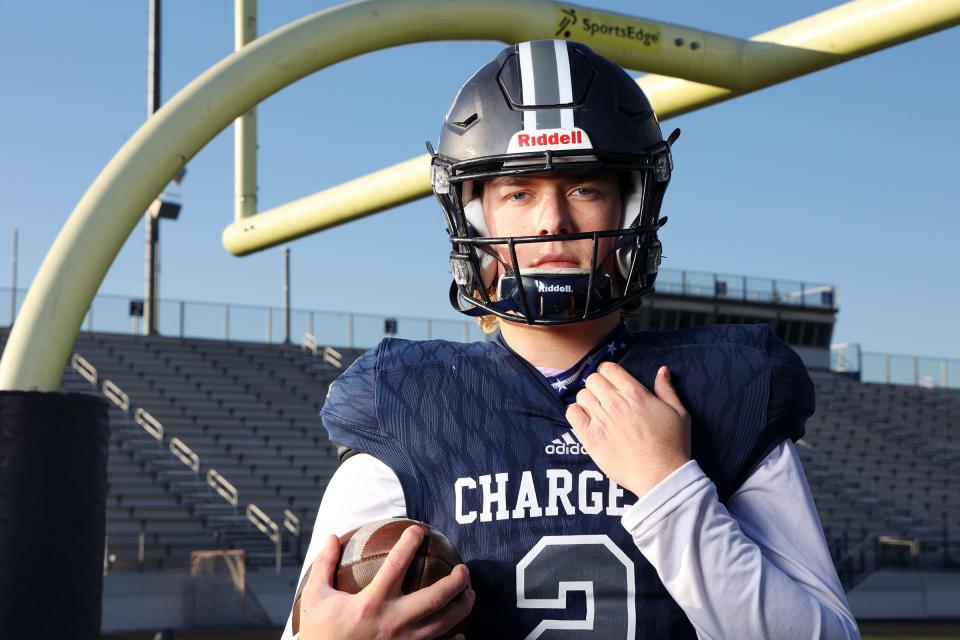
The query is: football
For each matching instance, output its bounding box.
[291,518,465,635]
[333,517,464,594]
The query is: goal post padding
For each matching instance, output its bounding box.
[0,391,108,639]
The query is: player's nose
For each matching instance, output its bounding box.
[535,191,572,236]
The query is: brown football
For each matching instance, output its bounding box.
[291,518,466,635]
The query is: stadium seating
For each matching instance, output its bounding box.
[0,327,365,571]
[1,326,956,585]
[801,370,960,584]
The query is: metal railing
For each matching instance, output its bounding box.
[134,407,164,442]
[35,287,960,393]
[207,469,239,508]
[1,286,488,348]
[70,354,97,385]
[831,343,960,390]
[0,272,834,351]
[45,294,957,394]
[323,346,343,368]
[246,504,282,572]
[302,331,319,355]
[302,331,342,368]
[654,269,837,309]
[102,379,129,412]
[170,437,200,473]
[283,510,301,537]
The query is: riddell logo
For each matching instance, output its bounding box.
[507,127,593,154]
[546,431,587,455]
[516,130,583,148]
[537,280,573,293]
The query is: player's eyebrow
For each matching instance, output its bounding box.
[488,173,610,188]
[488,176,532,188]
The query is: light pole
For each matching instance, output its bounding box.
[144,0,162,335]
[143,0,183,335]
[282,247,291,343]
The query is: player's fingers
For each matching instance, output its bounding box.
[398,563,471,625]
[653,365,687,417]
[409,582,475,640]
[597,361,650,400]
[574,387,602,414]
[565,403,590,432]
[367,524,425,599]
[302,534,340,600]
[584,368,619,401]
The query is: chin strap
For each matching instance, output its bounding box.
[453,270,613,322]
[450,282,516,317]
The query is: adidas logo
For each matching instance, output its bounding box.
[545,431,587,455]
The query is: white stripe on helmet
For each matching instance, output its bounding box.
[553,39,575,130]
[518,41,537,132]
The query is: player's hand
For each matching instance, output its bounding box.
[566,363,691,498]
[296,525,474,640]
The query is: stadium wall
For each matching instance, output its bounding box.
[848,570,960,619]
[101,570,299,633]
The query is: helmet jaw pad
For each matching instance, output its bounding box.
[615,171,648,283]
[462,197,499,290]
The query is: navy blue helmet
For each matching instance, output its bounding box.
[430,40,678,325]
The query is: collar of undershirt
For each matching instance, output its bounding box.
[520,322,634,404]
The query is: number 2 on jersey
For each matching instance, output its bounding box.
[516,535,636,639]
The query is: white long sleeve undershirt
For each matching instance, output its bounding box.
[282,441,859,640]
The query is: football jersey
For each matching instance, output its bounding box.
[320,323,814,639]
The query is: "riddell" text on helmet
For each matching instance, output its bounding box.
[506,127,593,153]
[537,281,573,293]
[515,130,583,148]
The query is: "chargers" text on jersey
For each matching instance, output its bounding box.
[454,469,634,524]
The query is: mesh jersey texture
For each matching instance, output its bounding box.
[320,323,814,638]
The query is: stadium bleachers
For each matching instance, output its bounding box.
[1,326,957,584]
[0,326,365,571]
[801,370,960,584]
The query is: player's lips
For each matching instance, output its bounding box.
[532,254,581,269]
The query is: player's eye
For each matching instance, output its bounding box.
[571,186,599,198]
[507,191,530,202]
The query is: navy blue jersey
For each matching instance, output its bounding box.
[321,324,814,639]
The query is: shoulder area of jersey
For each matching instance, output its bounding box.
[629,322,776,354]
[368,336,504,370]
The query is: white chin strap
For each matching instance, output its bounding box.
[462,173,646,290]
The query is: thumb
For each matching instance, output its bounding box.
[293,533,340,632]
[653,366,685,415]
[309,533,341,594]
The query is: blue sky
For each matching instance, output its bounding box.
[1,1,957,357]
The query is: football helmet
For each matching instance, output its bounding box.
[430,39,678,325]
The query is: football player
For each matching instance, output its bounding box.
[285,40,860,639]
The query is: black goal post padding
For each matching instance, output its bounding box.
[0,391,109,639]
